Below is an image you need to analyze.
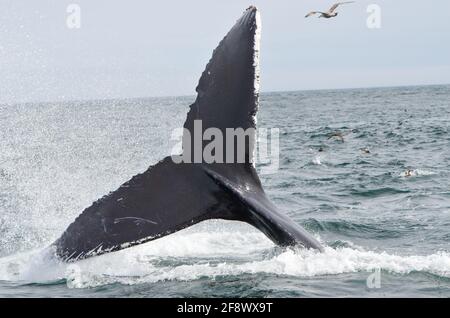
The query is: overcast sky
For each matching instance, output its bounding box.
[1,0,449,104]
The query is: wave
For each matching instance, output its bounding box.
[303,219,406,238]
[0,221,448,289]
[349,187,410,198]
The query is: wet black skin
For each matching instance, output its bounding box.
[54,7,323,261]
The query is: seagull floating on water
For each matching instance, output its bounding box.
[328,131,348,142]
[305,1,355,19]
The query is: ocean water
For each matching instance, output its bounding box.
[0,85,449,297]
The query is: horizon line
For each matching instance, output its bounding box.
[1,82,449,106]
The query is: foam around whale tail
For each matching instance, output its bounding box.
[54,7,323,262]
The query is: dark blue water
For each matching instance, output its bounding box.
[0,85,449,297]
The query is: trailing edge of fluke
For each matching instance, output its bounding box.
[53,6,324,262]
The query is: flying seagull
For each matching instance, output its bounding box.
[305,1,355,19]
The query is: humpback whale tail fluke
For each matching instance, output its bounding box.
[54,7,323,262]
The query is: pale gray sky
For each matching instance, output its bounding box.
[1,0,449,103]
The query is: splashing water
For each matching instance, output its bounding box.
[1,86,450,297]
[1,221,448,291]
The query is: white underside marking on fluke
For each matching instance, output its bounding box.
[114,217,158,225]
[252,8,261,166]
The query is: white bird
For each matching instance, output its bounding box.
[305,2,355,19]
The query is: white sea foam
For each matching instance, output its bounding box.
[312,155,322,165]
[0,221,448,289]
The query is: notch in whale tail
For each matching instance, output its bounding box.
[54,7,323,262]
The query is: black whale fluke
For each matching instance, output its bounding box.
[54,7,323,261]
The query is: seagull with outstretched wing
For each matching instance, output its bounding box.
[305,1,355,19]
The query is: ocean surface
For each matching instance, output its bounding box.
[0,85,449,297]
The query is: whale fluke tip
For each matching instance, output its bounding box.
[53,7,322,262]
